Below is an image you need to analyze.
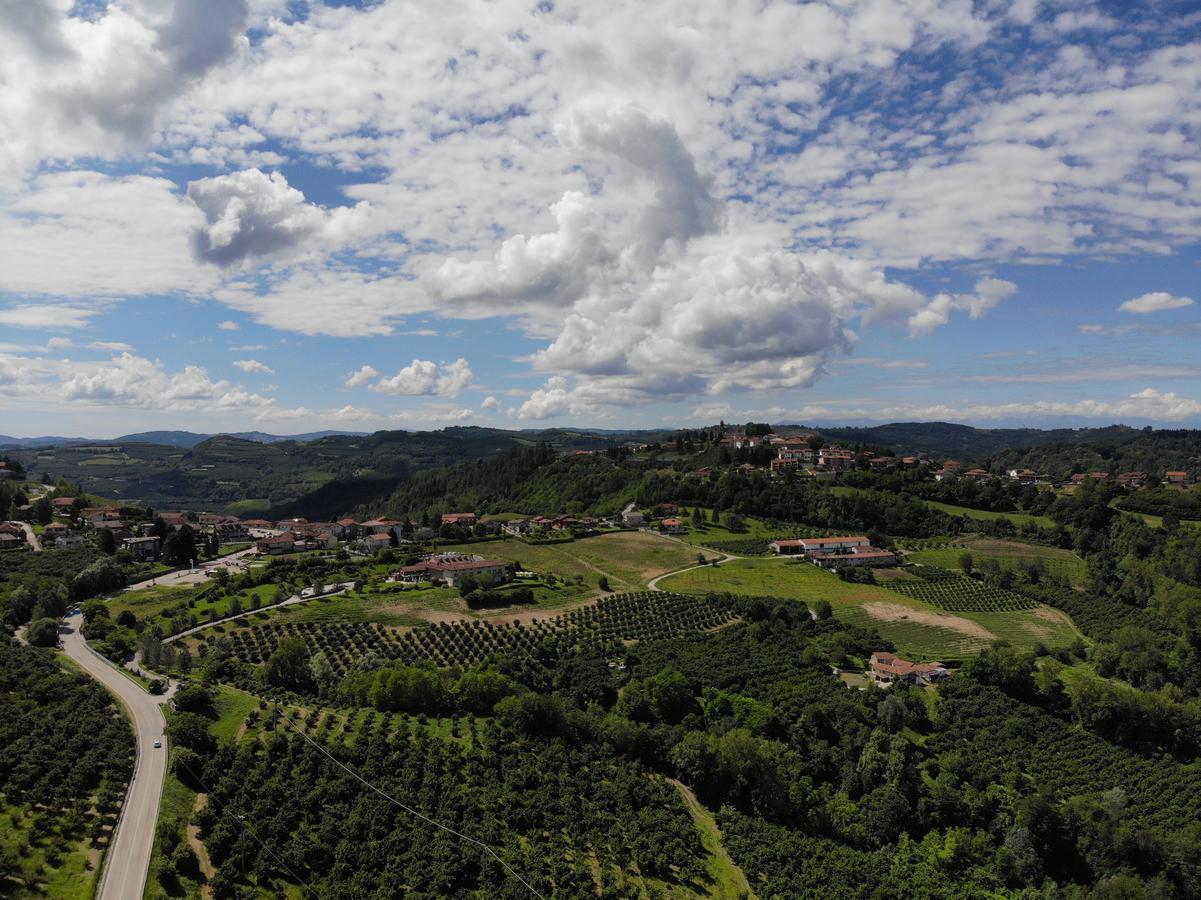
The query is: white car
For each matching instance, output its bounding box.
[153,739,162,748]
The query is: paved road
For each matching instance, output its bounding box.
[12,520,41,551]
[163,581,354,644]
[646,534,740,591]
[59,612,168,900]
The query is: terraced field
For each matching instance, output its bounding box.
[658,558,1079,660]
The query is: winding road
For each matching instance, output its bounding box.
[60,612,168,900]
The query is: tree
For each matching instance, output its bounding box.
[877,694,909,733]
[598,575,611,592]
[31,496,52,525]
[162,525,198,567]
[265,635,312,690]
[97,528,117,556]
[27,617,60,647]
[958,551,974,574]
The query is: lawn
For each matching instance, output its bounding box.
[907,537,1088,585]
[659,558,1079,660]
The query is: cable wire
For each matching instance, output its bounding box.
[175,757,317,897]
[273,707,547,899]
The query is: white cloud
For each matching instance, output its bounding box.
[1118,292,1195,314]
[187,168,370,266]
[480,395,499,410]
[343,365,379,389]
[229,343,266,351]
[0,0,249,186]
[907,278,1018,336]
[872,388,1201,422]
[0,304,100,329]
[218,319,241,330]
[369,359,475,398]
[57,352,276,413]
[232,358,274,374]
[88,341,134,352]
[516,376,574,420]
[46,337,74,350]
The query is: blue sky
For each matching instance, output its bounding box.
[1,0,1200,437]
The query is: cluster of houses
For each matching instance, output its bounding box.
[869,652,949,687]
[0,521,28,551]
[769,535,898,568]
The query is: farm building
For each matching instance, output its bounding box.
[812,548,898,569]
[870,652,948,686]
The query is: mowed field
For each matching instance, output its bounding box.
[922,500,1056,529]
[441,532,716,590]
[907,537,1088,585]
[658,558,1080,660]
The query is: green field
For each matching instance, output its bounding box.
[907,537,1087,585]
[658,558,1079,660]
[441,531,714,590]
[922,500,1056,529]
[107,582,280,636]
[0,802,100,899]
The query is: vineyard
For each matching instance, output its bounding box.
[702,538,770,555]
[219,591,739,677]
[879,567,1036,612]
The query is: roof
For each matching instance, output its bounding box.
[770,539,805,547]
[367,533,392,542]
[871,652,946,678]
[800,536,870,546]
[661,518,684,526]
[432,558,508,571]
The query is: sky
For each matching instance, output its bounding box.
[1,0,1200,438]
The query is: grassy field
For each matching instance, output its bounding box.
[922,500,1056,529]
[441,531,714,590]
[107,582,280,636]
[907,537,1088,585]
[658,558,1079,660]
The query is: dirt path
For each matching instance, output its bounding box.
[667,778,755,899]
[860,601,996,641]
[647,544,740,591]
[188,794,216,896]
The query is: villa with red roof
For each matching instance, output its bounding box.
[870,652,948,686]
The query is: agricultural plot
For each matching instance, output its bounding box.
[659,558,1079,660]
[440,531,712,589]
[220,591,739,678]
[921,500,1055,529]
[906,537,1087,585]
[879,568,1037,612]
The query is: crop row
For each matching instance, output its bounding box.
[220,591,739,677]
[881,570,1036,612]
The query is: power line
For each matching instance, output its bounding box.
[175,757,316,897]
[273,707,547,899]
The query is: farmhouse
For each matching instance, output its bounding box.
[394,557,511,587]
[870,652,948,686]
[0,532,22,551]
[1117,471,1147,487]
[52,497,76,511]
[1165,471,1191,485]
[362,532,394,553]
[659,517,687,534]
[813,548,898,569]
[441,512,478,527]
[622,510,645,527]
[256,532,298,555]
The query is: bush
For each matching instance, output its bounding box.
[26,617,60,647]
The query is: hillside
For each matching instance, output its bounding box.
[813,422,1143,457]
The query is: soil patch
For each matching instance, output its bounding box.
[860,602,996,641]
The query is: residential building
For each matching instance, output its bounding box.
[1165,471,1191,485]
[256,532,298,555]
[394,557,510,588]
[0,532,22,551]
[1116,471,1147,488]
[622,510,645,527]
[818,447,855,471]
[660,517,687,534]
[870,652,948,686]
[122,536,161,561]
[441,512,478,527]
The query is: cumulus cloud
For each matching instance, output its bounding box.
[907,278,1018,336]
[347,359,474,398]
[1118,292,1195,314]
[57,352,275,412]
[480,395,499,410]
[188,168,369,266]
[343,365,379,389]
[516,377,575,420]
[0,0,248,184]
[218,319,240,330]
[232,358,273,374]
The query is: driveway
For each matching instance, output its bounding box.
[59,613,168,900]
[11,520,41,551]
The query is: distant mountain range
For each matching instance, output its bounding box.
[0,430,370,449]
